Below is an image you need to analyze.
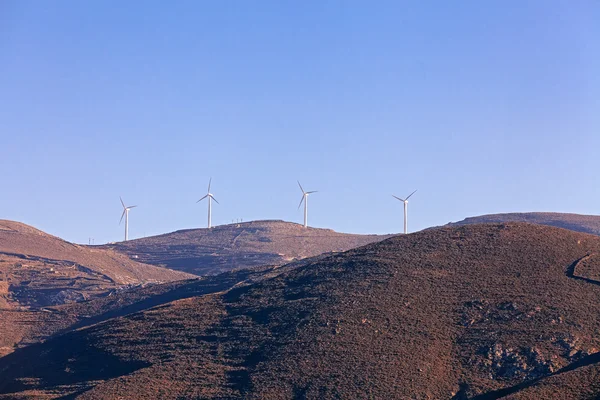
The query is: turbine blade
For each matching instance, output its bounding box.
[211,196,219,204]
[120,196,125,208]
[392,195,405,202]
[306,191,318,194]
[208,177,212,193]
[197,194,209,203]
[119,209,126,225]
[405,190,417,200]
[128,205,137,209]
[297,181,305,194]
[298,194,305,209]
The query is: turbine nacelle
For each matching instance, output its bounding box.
[119,197,137,225]
[392,190,417,204]
[197,194,219,204]
[297,181,318,209]
[197,178,220,204]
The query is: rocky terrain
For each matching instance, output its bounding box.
[3,223,600,398]
[0,220,193,356]
[447,212,600,236]
[101,220,392,276]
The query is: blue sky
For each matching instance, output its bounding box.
[1,1,599,244]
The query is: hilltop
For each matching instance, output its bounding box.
[4,223,600,398]
[102,220,392,275]
[447,212,600,236]
[0,220,193,355]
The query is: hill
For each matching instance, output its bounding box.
[3,223,600,398]
[101,220,392,275]
[0,220,193,355]
[447,212,600,236]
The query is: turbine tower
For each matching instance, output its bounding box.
[119,197,137,241]
[197,178,219,228]
[392,190,417,234]
[297,181,317,228]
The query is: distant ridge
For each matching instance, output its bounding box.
[102,219,392,276]
[446,212,600,235]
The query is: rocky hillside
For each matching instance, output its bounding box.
[3,223,600,399]
[102,220,392,275]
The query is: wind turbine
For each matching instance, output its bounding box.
[197,178,219,228]
[119,197,137,241]
[392,190,417,234]
[297,181,317,228]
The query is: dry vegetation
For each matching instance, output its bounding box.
[3,223,600,399]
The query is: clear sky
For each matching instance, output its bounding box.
[1,1,599,244]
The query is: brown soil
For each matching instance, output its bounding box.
[3,223,600,399]
[101,220,392,276]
